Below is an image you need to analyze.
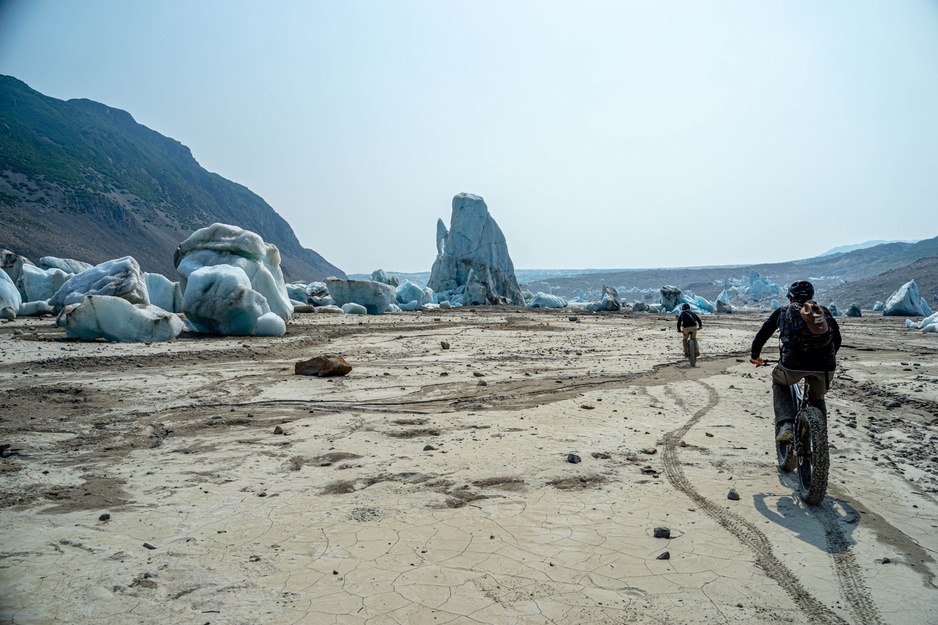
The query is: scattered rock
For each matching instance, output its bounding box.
[591,452,610,459]
[567,453,582,464]
[885,400,901,409]
[441,341,450,350]
[641,447,657,455]
[580,405,595,410]
[143,542,156,550]
[653,527,670,539]
[705,432,714,437]
[295,355,352,377]
[880,557,891,564]
[728,489,740,501]
[423,445,436,451]
[478,380,487,386]
[273,426,284,435]
[568,316,579,322]
[473,371,485,377]
[99,513,111,522]
[656,551,670,560]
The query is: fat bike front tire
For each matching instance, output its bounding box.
[795,406,829,505]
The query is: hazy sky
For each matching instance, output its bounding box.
[1,1,936,274]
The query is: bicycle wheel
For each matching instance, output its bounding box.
[687,338,697,367]
[795,406,829,505]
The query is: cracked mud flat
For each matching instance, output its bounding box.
[0,309,936,625]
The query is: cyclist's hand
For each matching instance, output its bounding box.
[750,357,764,367]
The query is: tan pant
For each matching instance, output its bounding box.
[682,327,699,356]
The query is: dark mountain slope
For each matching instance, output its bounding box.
[0,75,344,280]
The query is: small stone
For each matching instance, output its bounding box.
[258,492,267,497]
[440,372,449,376]
[143,542,156,550]
[580,405,594,410]
[656,551,670,560]
[705,432,714,437]
[567,454,581,464]
[478,380,487,386]
[653,527,670,539]
[441,341,450,350]
[333,570,339,575]
[274,426,284,435]
[728,489,740,501]
[423,445,436,451]
[885,400,901,409]
[641,447,657,455]
[473,371,485,377]
[99,513,111,522]
[881,557,891,564]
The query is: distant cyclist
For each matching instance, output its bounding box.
[750,280,842,443]
[677,303,703,358]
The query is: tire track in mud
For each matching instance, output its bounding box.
[661,381,879,625]
[817,505,884,625]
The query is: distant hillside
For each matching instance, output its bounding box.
[819,240,916,256]
[0,75,344,280]
[822,257,938,309]
[525,236,938,305]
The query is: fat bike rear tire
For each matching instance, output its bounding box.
[687,338,697,367]
[795,406,829,505]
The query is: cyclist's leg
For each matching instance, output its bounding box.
[689,327,699,355]
[682,328,691,355]
[805,371,832,417]
[772,364,803,427]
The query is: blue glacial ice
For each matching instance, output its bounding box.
[327,278,396,315]
[183,265,274,335]
[145,272,182,313]
[527,293,568,309]
[57,295,183,342]
[883,280,928,316]
[50,256,149,312]
[20,264,71,302]
[39,256,92,275]
[0,269,21,319]
[175,224,293,335]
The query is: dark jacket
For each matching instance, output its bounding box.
[751,304,841,371]
[677,310,702,331]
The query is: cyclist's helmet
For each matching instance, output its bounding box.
[681,303,690,310]
[787,280,814,302]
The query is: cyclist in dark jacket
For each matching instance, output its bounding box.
[750,280,841,443]
[677,303,703,357]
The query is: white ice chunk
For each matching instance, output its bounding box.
[327,279,396,315]
[57,295,183,342]
[40,256,92,274]
[50,256,148,312]
[883,280,928,316]
[254,312,287,336]
[0,269,21,319]
[175,223,292,322]
[182,265,270,335]
[20,264,71,302]
[341,302,368,315]
[144,272,182,313]
[527,293,568,309]
[18,301,54,317]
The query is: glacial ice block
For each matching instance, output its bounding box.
[57,295,183,342]
[50,256,149,312]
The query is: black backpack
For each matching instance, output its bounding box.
[779,303,833,352]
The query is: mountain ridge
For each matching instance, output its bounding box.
[0,75,344,281]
